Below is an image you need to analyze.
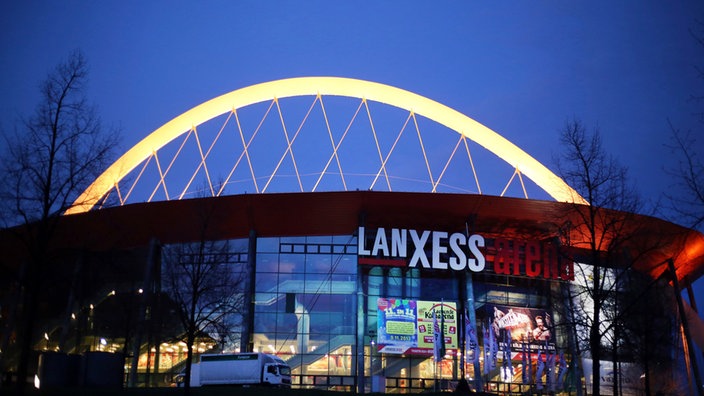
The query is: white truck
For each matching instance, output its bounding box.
[176,353,291,387]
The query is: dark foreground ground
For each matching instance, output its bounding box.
[3,387,348,396]
[2,386,486,396]
[1,387,347,396]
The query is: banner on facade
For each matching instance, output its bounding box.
[376,298,457,356]
[485,304,556,353]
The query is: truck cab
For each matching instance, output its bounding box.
[263,360,291,386]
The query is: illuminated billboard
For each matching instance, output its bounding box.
[485,304,556,353]
[376,298,457,356]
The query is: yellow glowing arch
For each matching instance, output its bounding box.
[67,77,587,214]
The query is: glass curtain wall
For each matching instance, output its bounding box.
[251,234,568,393]
[254,235,358,390]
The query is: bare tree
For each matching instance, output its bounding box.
[162,203,247,393]
[0,50,118,392]
[663,20,703,227]
[665,121,703,232]
[554,119,642,396]
[618,269,679,395]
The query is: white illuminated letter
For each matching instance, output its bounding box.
[448,232,467,270]
[432,231,448,269]
[467,234,485,272]
[372,228,390,257]
[408,230,431,268]
[358,227,370,255]
[391,228,407,258]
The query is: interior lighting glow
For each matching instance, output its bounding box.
[100,338,107,346]
[501,366,513,383]
[290,345,295,354]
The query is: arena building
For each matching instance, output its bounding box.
[1,77,703,394]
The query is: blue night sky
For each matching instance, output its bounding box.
[2,2,702,202]
[2,0,704,361]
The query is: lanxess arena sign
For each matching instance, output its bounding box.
[357,227,573,281]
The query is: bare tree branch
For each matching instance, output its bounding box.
[0,50,119,393]
[554,118,647,396]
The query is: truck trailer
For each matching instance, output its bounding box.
[177,353,291,387]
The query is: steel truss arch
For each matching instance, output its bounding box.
[67,77,587,214]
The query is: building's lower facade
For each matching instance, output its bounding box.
[245,231,570,394]
[1,191,702,394]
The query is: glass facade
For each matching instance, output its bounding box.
[254,235,358,390]
[249,233,571,393]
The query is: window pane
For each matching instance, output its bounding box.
[304,274,331,293]
[256,253,279,273]
[306,254,332,273]
[254,292,278,310]
[332,254,356,274]
[257,237,279,253]
[307,235,332,244]
[254,313,277,333]
[255,272,277,293]
[280,254,305,273]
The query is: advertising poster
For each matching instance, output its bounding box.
[376,298,418,354]
[485,304,556,353]
[377,298,457,356]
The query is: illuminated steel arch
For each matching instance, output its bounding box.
[67,77,587,214]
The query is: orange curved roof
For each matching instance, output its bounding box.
[4,191,704,287]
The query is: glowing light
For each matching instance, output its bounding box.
[66,77,586,215]
[290,345,295,354]
[100,338,107,346]
[501,366,513,383]
[44,333,49,341]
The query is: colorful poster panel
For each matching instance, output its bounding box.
[485,304,556,353]
[377,298,457,356]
